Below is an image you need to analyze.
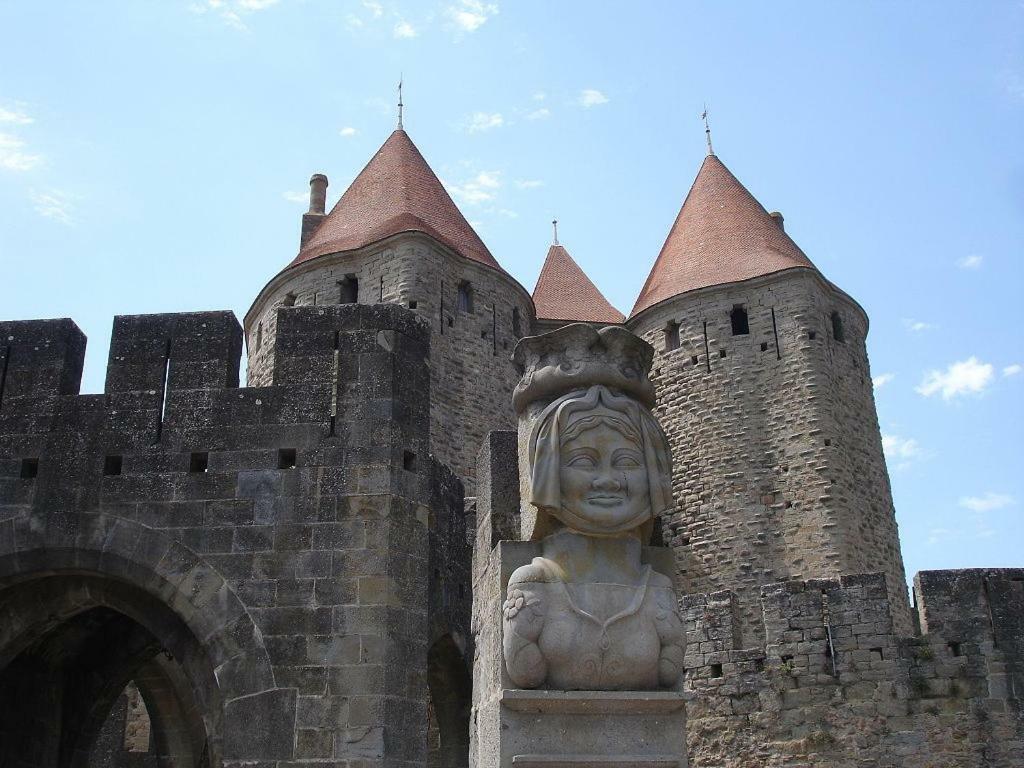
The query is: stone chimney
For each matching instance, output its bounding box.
[300,173,329,248]
[769,211,785,232]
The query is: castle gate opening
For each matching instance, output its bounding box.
[0,574,220,768]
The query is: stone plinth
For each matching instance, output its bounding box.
[472,541,688,768]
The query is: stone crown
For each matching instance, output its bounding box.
[511,323,655,413]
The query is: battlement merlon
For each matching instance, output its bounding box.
[0,305,431,451]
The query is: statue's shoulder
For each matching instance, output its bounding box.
[508,557,564,587]
[646,568,675,590]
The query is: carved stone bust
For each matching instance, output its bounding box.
[503,326,685,691]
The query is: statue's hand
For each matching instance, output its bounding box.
[502,583,547,687]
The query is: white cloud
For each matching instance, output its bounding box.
[515,179,544,190]
[872,373,895,390]
[902,318,935,333]
[1003,364,1021,377]
[916,357,994,400]
[446,0,498,32]
[393,20,418,38]
[444,170,502,206]
[339,126,358,137]
[926,527,958,546]
[0,133,42,172]
[882,433,919,461]
[283,190,308,204]
[496,208,518,218]
[577,89,609,108]
[362,0,384,17]
[959,492,1015,513]
[527,107,550,121]
[467,112,504,133]
[532,91,546,101]
[190,0,279,31]
[30,189,74,225]
[957,254,983,270]
[0,106,33,125]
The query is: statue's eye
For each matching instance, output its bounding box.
[565,454,597,469]
[613,455,641,469]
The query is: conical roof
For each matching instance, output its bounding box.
[290,129,502,271]
[533,244,625,323]
[630,154,817,317]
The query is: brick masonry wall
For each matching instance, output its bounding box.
[627,269,911,643]
[0,304,467,768]
[245,235,535,494]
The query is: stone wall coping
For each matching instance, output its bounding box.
[510,755,682,767]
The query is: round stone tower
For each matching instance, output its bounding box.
[627,152,911,642]
[245,128,535,491]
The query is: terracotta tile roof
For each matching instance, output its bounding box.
[532,244,625,324]
[289,129,503,272]
[630,154,817,317]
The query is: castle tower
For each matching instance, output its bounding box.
[531,238,624,333]
[626,151,912,641]
[245,128,535,490]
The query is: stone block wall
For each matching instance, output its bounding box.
[244,234,535,492]
[681,570,1023,767]
[628,269,911,643]
[0,304,469,768]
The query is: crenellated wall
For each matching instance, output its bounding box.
[628,269,911,643]
[0,304,470,768]
[244,233,535,493]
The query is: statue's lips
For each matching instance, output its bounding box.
[585,495,625,507]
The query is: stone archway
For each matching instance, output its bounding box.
[0,513,281,768]
[427,633,472,768]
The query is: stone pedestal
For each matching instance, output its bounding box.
[472,542,688,768]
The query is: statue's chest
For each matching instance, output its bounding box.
[537,582,662,690]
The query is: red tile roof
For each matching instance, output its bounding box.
[289,129,503,272]
[630,154,817,317]
[533,244,625,324]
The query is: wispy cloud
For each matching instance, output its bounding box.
[532,91,546,101]
[363,0,384,17]
[526,107,550,120]
[515,179,544,190]
[444,170,502,206]
[30,189,74,225]
[0,106,33,125]
[283,190,307,204]
[189,0,280,31]
[916,357,994,400]
[446,0,498,32]
[881,433,919,471]
[339,126,358,137]
[1002,364,1021,378]
[577,89,609,108]
[902,318,936,333]
[393,20,418,38]
[959,492,1015,513]
[872,372,895,390]
[467,112,504,133]
[0,133,42,172]
[957,254,983,270]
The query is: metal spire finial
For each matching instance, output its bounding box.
[397,76,404,130]
[552,218,559,246]
[702,104,714,156]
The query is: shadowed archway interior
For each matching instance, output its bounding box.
[0,575,218,768]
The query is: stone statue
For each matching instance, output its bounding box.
[503,325,685,691]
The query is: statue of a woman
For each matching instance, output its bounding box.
[502,384,685,691]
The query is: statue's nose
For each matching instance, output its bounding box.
[592,472,621,491]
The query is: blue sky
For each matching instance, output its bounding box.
[1,1,1021,587]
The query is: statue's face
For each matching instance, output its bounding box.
[558,417,651,534]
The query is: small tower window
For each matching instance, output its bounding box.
[512,307,522,339]
[830,311,845,342]
[457,281,474,313]
[283,292,297,307]
[255,322,263,350]
[664,321,680,351]
[730,305,749,336]
[339,275,358,304]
